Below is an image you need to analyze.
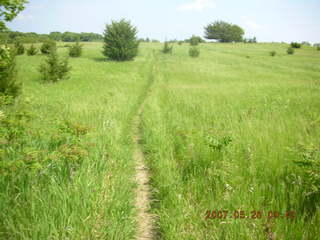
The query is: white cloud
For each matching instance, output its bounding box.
[177,0,215,12]
[16,13,34,20]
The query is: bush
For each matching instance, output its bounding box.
[162,41,173,54]
[287,47,295,55]
[189,47,200,58]
[26,44,38,56]
[317,46,320,51]
[178,41,183,45]
[40,41,56,54]
[290,42,301,49]
[14,41,25,55]
[0,45,21,98]
[270,51,276,57]
[39,48,71,83]
[68,41,82,57]
[190,35,200,46]
[103,19,139,61]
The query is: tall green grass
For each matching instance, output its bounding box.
[1,42,319,239]
[141,43,320,239]
[0,42,155,239]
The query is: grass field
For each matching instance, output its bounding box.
[1,42,320,239]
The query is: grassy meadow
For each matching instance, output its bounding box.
[1,42,320,239]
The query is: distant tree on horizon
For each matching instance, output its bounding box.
[204,21,244,42]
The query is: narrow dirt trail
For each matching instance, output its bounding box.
[132,65,155,240]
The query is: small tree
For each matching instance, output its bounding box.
[189,47,200,58]
[27,44,38,56]
[103,19,139,61]
[39,49,71,83]
[68,41,82,57]
[0,45,20,97]
[162,41,173,54]
[40,41,56,54]
[287,47,295,55]
[14,41,25,55]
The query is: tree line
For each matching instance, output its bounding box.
[0,31,103,44]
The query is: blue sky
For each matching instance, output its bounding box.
[7,0,320,43]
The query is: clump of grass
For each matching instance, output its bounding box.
[270,51,276,57]
[189,47,200,58]
[287,47,295,55]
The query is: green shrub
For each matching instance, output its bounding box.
[103,19,139,61]
[290,42,301,49]
[178,41,183,45]
[40,41,56,54]
[162,41,173,54]
[190,35,200,46]
[0,45,20,98]
[14,41,25,55]
[270,51,276,57]
[189,47,200,58]
[287,47,295,55]
[317,46,320,51]
[26,44,38,56]
[39,49,71,83]
[68,41,82,57]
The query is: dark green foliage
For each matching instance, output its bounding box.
[0,0,28,31]
[178,41,183,45]
[103,19,139,61]
[26,44,38,56]
[39,49,71,83]
[14,41,25,55]
[287,47,295,55]
[317,46,320,51]
[40,41,56,54]
[68,42,82,57]
[270,51,276,57]
[189,47,200,58]
[162,41,173,54]
[204,21,244,42]
[0,45,20,98]
[290,42,301,48]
